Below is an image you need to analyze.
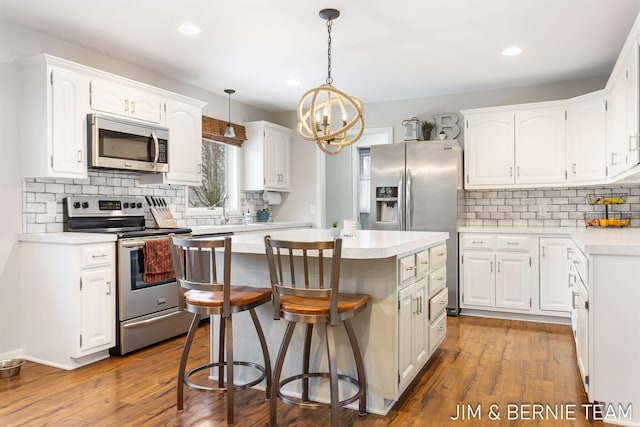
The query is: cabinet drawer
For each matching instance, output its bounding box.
[429,243,447,268]
[496,235,530,251]
[416,250,430,277]
[461,235,494,250]
[399,255,416,283]
[428,265,447,295]
[81,244,113,269]
[429,312,447,354]
[429,288,448,321]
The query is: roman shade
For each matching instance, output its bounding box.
[202,115,246,147]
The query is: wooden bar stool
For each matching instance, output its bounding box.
[264,235,370,426]
[170,236,272,425]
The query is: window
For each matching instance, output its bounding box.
[185,139,240,216]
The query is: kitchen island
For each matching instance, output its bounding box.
[199,228,449,415]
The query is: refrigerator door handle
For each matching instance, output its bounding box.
[398,170,404,229]
[406,168,413,230]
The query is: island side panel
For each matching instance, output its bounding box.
[210,252,399,415]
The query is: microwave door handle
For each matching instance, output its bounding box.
[151,130,159,169]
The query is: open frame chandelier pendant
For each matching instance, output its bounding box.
[297,8,364,156]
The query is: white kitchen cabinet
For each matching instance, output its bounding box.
[514,107,566,184]
[566,92,608,183]
[20,240,116,370]
[397,245,447,393]
[139,97,205,186]
[460,234,533,313]
[244,121,292,192]
[464,112,514,186]
[495,252,530,310]
[19,55,89,178]
[607,41,640,178]
[539,237,572,313]
[90,77,163,124]
[462,102,566,189]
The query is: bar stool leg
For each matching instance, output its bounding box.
[270,321,296,427]
[344,319,367,416]
[302,323,313,402]
[177,313,200,411]
[218,314,225,389]
[325,324,339,427]
[249,308,272,400]
[225,315,234,424]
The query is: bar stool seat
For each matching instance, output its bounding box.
[264,235,370,426]
[171,235,272,425]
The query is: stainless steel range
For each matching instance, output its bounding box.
[63,196,194,355]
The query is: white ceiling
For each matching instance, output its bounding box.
[1,0,640,112]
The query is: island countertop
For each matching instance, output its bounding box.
[200,229,449,259]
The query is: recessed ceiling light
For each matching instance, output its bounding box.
[178,24,201,36]
[502,47,523,56]
[286,78,301,86]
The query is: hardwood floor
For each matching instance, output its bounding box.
[0,316,601,426]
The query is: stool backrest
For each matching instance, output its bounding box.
[170,236,232,317]
[264,235,342,325]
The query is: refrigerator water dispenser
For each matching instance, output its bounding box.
[375,186,399,223]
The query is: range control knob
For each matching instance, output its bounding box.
[81,202,89,209]
[136,202,143,209]
[73,202,81,209]
[123,202,129,209]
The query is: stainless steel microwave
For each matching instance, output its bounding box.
[88,113,169,173]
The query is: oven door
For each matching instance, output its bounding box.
[118,235,185,321]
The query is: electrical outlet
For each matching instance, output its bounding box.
[46,201,57,218]
[539,204,547,217]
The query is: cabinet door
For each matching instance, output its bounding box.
[566,96,607,183]
[414,277,428,367]
[495,252,530,310]
[264,125,291,190]
[465,113,514,186]
[575,279,589,392]
[607,60,631,177]
[398,284,415,390]
[164,99,202,185]
[90,78,128,117]
[128,87,162,124]
[50,67,89,177]
[80,268,114,354]
[625,41,639,168]
[515,108,566,184]
[461,251,495,307]
[276,130,291,189]
[539,238,571,312]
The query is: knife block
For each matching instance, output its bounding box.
[150,206,178,228]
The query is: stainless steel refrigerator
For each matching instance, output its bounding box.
[370,140,461,314]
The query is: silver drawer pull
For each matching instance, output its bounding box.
[92,254,108,258]
[506,242,518,245]
[405,266,415,271]
[472,241,484,244]
[421,261,429,264]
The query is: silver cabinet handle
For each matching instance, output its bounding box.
[497,261,501,273]
[77,150,82,163]
[572,163,577,174]
[131,100,136,114]
[572,291,578,309]
[630,134,638,151]
[517,166,520,177]
[92,254,108,258]
[611,152,618,166]
[106,280,111,296]
[509,166,513,177]
[125,99,129,112]
[490,261,494,272]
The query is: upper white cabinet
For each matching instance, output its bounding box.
[607,41,640,178]
[19,55,90,178]
[566,92,608,184]
[463,103,566,189]
[18,54,206,180]
[139,98,205,186]
[465,112,514,186]
[90,77,163,124]
[514,107,566,184]
[244,121,292,192]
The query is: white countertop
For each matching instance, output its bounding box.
[199,229,449,259]
[18,232,117,244]
[459,226,640,256]
[188,221,312,236]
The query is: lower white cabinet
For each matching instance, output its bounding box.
[460,234,532,312]
[397,246,447,393]
[20,240,116,370]
[539,237,573,312]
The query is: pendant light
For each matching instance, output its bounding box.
[224,89,236,138]
[297,9,364,155]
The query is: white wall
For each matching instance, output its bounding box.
[0,63,23,355]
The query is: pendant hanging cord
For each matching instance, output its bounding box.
[326,18,333,85]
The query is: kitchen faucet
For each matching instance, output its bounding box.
[209,193,229,225]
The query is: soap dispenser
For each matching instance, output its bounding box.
[245,208,253,224]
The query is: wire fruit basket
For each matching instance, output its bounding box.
[584,212,631,228]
